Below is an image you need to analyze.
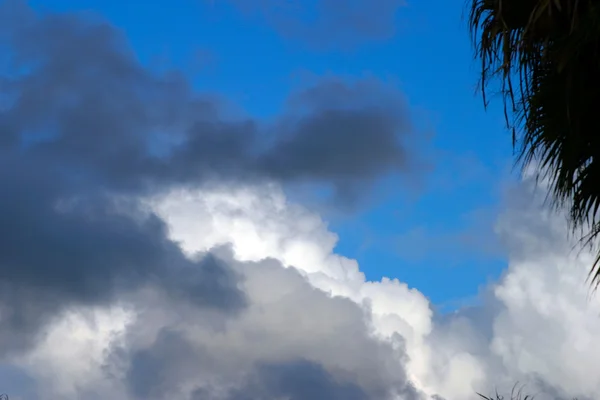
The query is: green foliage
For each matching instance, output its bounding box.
[469,0,600,285]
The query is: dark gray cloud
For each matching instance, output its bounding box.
[0,0,418,196]
[223,0,405,49]
[130,341,369,400]
[0,0,421,352]
[0,159,246,354]
[109,251,422,400]
[267,78,413,183]
[224,359,368,400]
[126,329,205,400]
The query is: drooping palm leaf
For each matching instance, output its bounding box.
[469,0,600,285]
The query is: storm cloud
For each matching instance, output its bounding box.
[0,1,597,394]
[6,164,600,400]
[0,0,421,348]
[11,248,422,400]
[143,181,600,400]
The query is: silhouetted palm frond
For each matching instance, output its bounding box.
[469,0,600,285]
[477,383,534,400]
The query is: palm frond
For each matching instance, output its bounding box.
[469,0,600,285]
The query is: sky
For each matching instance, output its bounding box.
[1,1,599,400]
[32,0,514,305]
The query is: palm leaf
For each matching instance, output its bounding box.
[469,0,600,285]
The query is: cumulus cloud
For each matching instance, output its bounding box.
[3,173,600,399]
[7,246,421,400]
[411,179,600,400]
[0,0,421,356]
[144,180,600,400]
[118,252,420,400]
[2,2,599,400]
[221,0,405,49]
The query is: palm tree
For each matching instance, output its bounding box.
[468,0,600,284]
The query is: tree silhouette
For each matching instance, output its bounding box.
[469,0,600,284]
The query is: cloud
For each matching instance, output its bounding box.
[146,184,441,396]
[221,0,405,49]
[9,248,421,400]
[483,181,600,397]
[144,180,600,400]
[0,0,419,194]
[412,178,600,400]
[4,173,600,400]
[0,0,422,355]
[223,359,368,400]
[4,2,600,400]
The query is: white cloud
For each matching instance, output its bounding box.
[487,183,600,397]
[148,185,434,391]
[146,181,600,400]
[144,184,486,399]
[7,179,600,400]
[12,305,133,399]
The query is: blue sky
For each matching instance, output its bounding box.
[30,0,516,307]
